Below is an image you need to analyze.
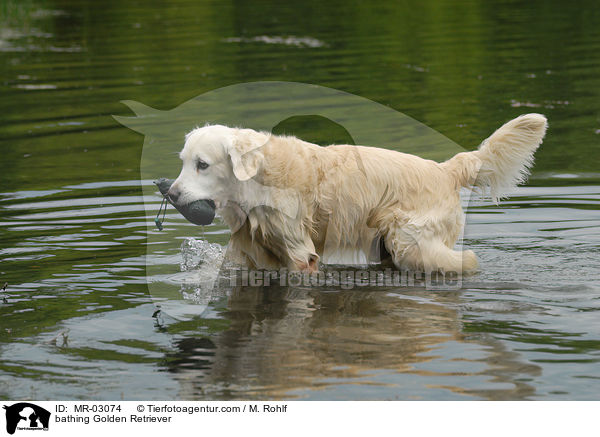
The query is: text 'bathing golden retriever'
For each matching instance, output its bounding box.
[168,114,547,274]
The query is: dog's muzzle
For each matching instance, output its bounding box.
[154,178,216,225]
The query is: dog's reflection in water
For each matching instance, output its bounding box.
[165,283,540,400]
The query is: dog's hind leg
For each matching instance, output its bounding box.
[383,223,478,274]
[416,239,478,274]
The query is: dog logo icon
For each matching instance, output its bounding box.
[3,403,50,435]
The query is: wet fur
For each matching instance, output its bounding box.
[169,114,547,273]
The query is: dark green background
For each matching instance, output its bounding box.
[2,0,599,191]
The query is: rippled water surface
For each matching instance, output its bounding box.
[1,0,600,400]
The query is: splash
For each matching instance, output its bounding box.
[180,237,225,272]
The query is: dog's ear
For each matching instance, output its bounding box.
[227,129,267,181]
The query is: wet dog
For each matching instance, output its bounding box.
[168,114,547,273]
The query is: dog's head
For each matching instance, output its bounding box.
[168,124,270,224]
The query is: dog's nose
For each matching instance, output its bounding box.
[167,187,180,203]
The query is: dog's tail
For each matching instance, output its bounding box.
[442,113,547,202]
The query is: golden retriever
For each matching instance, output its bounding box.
[168,114,547,274]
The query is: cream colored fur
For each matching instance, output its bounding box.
[169,114,547,274]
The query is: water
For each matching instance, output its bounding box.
[1,0,599,400]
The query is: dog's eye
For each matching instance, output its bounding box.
[196,159,209,171]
